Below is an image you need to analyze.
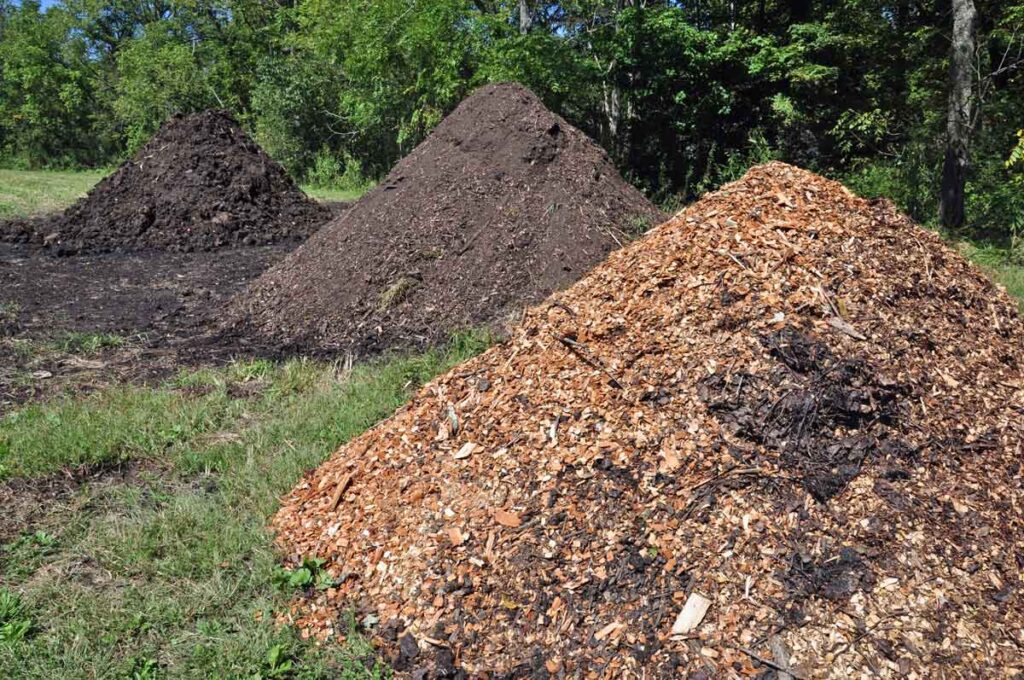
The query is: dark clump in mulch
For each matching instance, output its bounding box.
[230,82,665,356]
[700,325,910,501]
[788,546,875,602]
[0,110,331,255]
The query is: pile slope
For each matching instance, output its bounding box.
[273,163,1024,677]
[231,83,664,356]
[0,110,330,254]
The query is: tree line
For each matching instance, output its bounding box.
[1,0,1022,250]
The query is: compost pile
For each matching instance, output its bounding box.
[273,163,1024,677]
[231,83,664,355]
[0,110,330,254]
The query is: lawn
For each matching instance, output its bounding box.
[0,169,108,219]
[0,335,489,678]
[0,168,366,218]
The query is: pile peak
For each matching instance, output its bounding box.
[1,109,330,255]
[229,82,664,356]
[273,162,1024,676]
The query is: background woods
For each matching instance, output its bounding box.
[1,0,1022,249]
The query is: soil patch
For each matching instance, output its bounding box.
[0,110,332,255]
[230,83,664,356]
[0,460,161,544]
[0,241,299,412]
[272,163,1024,677]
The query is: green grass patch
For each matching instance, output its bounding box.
[0,386,238,479]
[959,242,1024,307]
[0,332,490,678]
[0,168,107,219]
[301,185,369,203]
[51,331,127,355]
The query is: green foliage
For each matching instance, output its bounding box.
[265,644,294,677]
[305,148,372,194]
[1009,130,1024,171]
[0,1,104,167]
[0,589,32,644]
[1003,130,1024,258]
[52,331,126,355]
[273,557,335,591]
[114,36,215,154]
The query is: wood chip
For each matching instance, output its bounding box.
[493,509,521,528]
[670,592,712,635]
[271,163,1024,676]
[328,473,353,511]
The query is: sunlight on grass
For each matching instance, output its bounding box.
[0,169,108,218]
[959,242,1024,308]
[0,332,490,678]
[301,185,369,203]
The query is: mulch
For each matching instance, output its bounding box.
[271,162,1024,677]
[229,83,665,357]
[0,110,331,255]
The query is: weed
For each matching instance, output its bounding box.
[273,557,336,591]
[53,331,126,355]
[377,277,417,311]
[265,643,294,677]
[622,215,653,240]
[0,590,32,643]
[128,656,159,680]
[0,302,18,336]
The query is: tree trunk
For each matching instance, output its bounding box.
[939,0,978,231]
[518,0,531,35]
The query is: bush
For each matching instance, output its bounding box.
[305,149,372,192]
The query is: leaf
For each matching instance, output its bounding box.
[288,567,313,588]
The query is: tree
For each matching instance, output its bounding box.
[940,0,979,230]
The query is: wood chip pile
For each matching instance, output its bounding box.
[273,162,1024,678]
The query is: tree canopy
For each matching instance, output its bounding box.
[1,0,1022,248]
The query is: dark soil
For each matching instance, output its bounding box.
[231,83,664,356]
[0,110,332,255]
[0,241,300,412]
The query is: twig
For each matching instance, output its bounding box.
[551,333,623,389]
[689,465,761,491]
[733,645,808,680]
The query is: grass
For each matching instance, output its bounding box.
[957,242,1024,306]
[0,168,366,220]
[0,332,490,678]
[301,186,368,203]
[50,331,127,355]
[0,168,108,219]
